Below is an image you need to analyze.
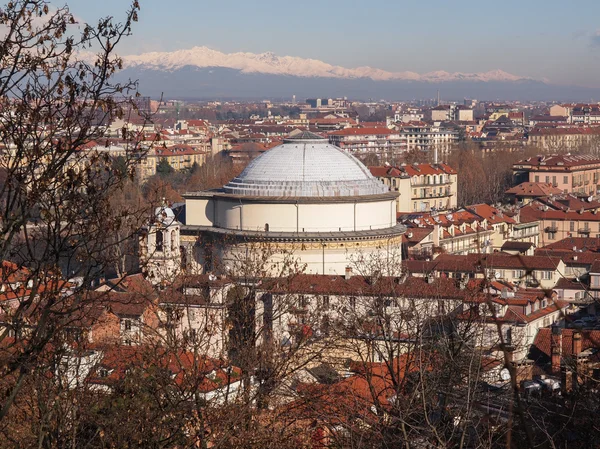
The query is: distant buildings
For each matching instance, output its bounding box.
[427,104,474,122]
[396,121,459,153]
[328,127,406,160]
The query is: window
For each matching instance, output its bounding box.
[349,296,356,310]
[570,222,575,232]
[99,368,109,378]
[535,175,539,182]
[545,176,550,183]
[155,230,163,252]
[321,295,330,310]
[552,176,556,185]
[564,176,569,185]
[513,270,524,278]
[540,271,553,280]
[264,223,270,232]
[124,319,132,331]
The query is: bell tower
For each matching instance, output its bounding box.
[140,205,181,286]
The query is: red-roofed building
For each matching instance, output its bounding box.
[369,162,458,213]
[514,154,600,195]
[520,199,600,244]
[505,182,564,204]
[400,205,529,256]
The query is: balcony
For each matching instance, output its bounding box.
[413,190,452,200]
[411,180,453,187]
[545,226,558,233]
[578,228,591,235]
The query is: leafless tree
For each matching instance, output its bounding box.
[0,0,152,423]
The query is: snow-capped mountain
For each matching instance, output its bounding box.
[123,46,529,83]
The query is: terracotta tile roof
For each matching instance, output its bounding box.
[538,237,600,252]
[531,328,600,360]
[520,203,600,222]
[88,345,241,391]
[431,253,562,272]
[505,182,563,197]
[514,153,600,168]
[537,195,600,212]
[263,274,483,301]
[403,227,434,245]
[534,249,597,266]
[154,144,206,157]
[553,277,588,290]
[467,204,516,224]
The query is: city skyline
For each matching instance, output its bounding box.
[68,0,600,88]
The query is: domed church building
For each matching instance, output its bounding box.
[178,132,405,276]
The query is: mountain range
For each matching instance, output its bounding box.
[123,46,528,84]
[114,47,600,101]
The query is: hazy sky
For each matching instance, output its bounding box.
[67,0,600,87]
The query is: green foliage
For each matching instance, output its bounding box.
[156,158,174,176]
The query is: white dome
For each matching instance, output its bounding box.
[223,132,388,197]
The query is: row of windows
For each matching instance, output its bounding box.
[548,221,600,232]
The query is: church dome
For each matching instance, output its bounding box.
[223,132,388,197]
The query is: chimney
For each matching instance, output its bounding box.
[551,326,562,375]
[561,369,574,395]
[344,266,353,280]
[573,330,582,357]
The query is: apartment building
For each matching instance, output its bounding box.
[520,199,600,244]
[396,121,459,153]
[140,144,208,180]
[370,163,458,213]
[513,154,600,195]
[401,205,537,257]
[549,104,600,124]
[527,127,600,153]
[327,127,406,159]
[427,105,474,122]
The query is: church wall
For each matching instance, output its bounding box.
[217,238,403,277]
[354,200,396,230]
[185,198,214,226]
[237,202,297,232]
[297,203,355,232]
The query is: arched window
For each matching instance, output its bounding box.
[264,223,270,232]
[156,230,163,252]
[171,230,177,251]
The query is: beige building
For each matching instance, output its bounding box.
[521,203,600,244]
[139,144,208,180]
[527,127,600,153]
[513,154,600,195]
[427,105,473,122]
[370,163,458,213]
